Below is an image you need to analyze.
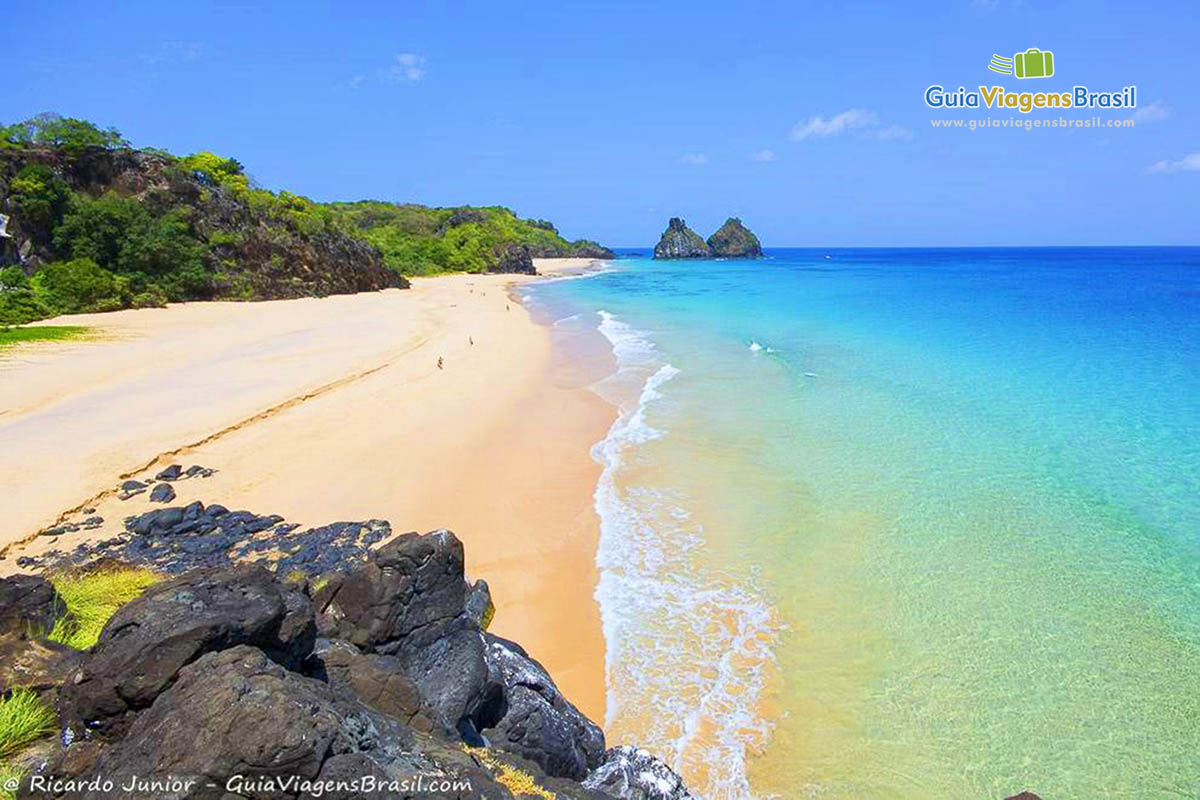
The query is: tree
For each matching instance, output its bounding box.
[1,113,129,154]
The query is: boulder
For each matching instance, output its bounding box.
[148,482,175,503]
[582,746,695,799]
[311,529,468,653]
[59,565,315,738]
[706,217,762,258]
[306,638,435,733]
[38,646,507,800]
[0,574,65,638]
[154,464,183,481]
[652,218,712,259]
[482,633,605,781]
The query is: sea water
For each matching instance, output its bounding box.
[526,248,1200,799]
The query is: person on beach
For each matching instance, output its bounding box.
[469,336,474,346]
[437,357,443,369]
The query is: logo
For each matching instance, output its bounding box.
[989,48,1055,79]
[924,47,1136,115]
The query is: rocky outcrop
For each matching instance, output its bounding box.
[59,565,316,738]
[39,646,510,800]
[0,575,65,638]
[706,217,762,258]
[653,218,712,259]
[483,633,605,780]
[583,747,695,799]
[488,243,537,274]
[5,518,694,799]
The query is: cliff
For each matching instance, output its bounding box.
[652,217,712,259]
[0,143,405,324]
[707,217,762,258]
[0,478,695,799]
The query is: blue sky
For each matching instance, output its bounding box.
[5,0,1197,245]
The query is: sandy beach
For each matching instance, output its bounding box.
[0,258,613,721]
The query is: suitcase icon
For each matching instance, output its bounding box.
[1014,48,1054,79]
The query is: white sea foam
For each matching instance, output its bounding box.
[589,310,779,800]
[749,340,764,352]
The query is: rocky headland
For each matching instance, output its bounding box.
[652,217,763,259]
[651,218,711,259]
[0,477,694,799]
[706,217,762,258]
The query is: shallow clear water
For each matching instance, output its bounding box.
[527,248,1200,799]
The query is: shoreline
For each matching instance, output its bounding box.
[0,259,614,721]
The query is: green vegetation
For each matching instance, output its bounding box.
[0,689,55,759]
[0,325,88,350]
[326,202,606,276]
[1,113,608,322]
[1,113,128,155]
[0,761,26,800]
[47,566,162,650]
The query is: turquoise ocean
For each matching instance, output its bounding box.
[525,248,1200,800]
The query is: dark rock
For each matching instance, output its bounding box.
[0,574,66,638]
[312,530,500,733]
[307,638,435,732]
[706,217,762,258]
[653,218,712,259]
[437,208,486,233]
[1005,794,1043,800]
[0,635,86,700]
[41,645,507,800]
[40,527,67,537]
[59,565,315,738]
[582,746,695,799]
[482,633,604,780]
[148,483,175,503]
[120,480,146,492]
[312,529,467,652]
[154,464,182,481]
[183,464,213,478]
[489,243,536,274]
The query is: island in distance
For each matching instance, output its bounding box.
[652,217,762,259]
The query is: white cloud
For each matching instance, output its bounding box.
[790,109,911,142]
[791,109,878,140]
[1147,153,1200,173]
[389,52,426,82]
[1132,101,1169,124]
[752,149,777,162]
[679,153,708,166]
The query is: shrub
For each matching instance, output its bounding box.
[0,690,54,759]
[29,258,128,314]
[0,290,55,325]
[0,267,29,291]
[47,567,162,650]
[178,151,249,197]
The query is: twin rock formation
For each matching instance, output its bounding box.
[652,217,762,260]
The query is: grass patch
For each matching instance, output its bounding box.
[0,325,88,350]
[47,567,162,650]
[0,761,26,800]
[464,746,555,799]
[0,690,54,760]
